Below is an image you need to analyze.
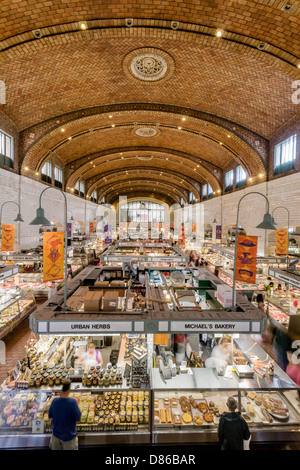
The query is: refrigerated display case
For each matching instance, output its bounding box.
[0,267,36,340]
[151,335,300,445]
[0,387,151,448]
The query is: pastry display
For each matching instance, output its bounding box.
[182,412,193,424]
[181,402,191,412]
[203,412,214,423]
[173,413,182,425]
[247,391,256,400]
[194,415,203,425]
[198,402,209,413]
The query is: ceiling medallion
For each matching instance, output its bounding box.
[131,53,167,81]
[123,48,175,83]
[135,127,158,137]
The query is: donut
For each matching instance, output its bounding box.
[198,402,209,413]
[194,415,203,425]
[181,402,191,412]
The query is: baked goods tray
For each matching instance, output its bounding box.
[242,391,300,426]
[154,392,225,428]
[154,392,178,428]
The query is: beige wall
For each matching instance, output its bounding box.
[0,169,98,250]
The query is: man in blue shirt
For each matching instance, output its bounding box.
[48,379,81,450]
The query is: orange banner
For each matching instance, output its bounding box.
[235,235,258,285]
[1,224,15,251]
[178,222,185,246]
[276,229,288,256]
[43,232,64,282]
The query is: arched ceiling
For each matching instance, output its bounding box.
[0,1,299,205]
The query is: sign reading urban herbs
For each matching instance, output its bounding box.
[48,321,133,333]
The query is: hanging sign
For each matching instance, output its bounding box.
[192,223,196,233]
[67,223,72,239]
[1,225,15,251]
[164,223,169,238]
[275,229,288,256]
[89,221,95,233]
[178,222,185,246]
[43,232,64,282]
[235,235,258,285]
[216,225,222,240]
[104,223,112,245]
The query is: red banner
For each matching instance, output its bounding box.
[235,235,258,284]
[1,225,15,252]
[43,232,64,282]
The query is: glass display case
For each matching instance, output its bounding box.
[151,335,300,444]
[151,377,300,444]
[0,282,36,340]
[0,388,151,448]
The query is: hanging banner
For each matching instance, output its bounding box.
[67,223,72,239]
[276,229,288,256]
[151,221,159,239]
[43,232,64,282]
[119,222,124,237]
[89,221,95,233]
[164,223,169,238]
[178,222,185,246]
[235,235,258,285]
[192,223,196,233]
[1,225,15,252]
[216,225,222,240]
[154,334,169,346]
[104,223,112,245]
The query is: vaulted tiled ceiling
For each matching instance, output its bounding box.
[0,0,299,204]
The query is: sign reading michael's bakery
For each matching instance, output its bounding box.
[170,321,251,332]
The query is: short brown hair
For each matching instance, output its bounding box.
[227,397,237,411]
[62,379,71,392]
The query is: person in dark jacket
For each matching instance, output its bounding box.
[48,380,81,450]
[218,397,250,450]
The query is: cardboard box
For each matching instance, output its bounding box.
[66,296,84,310]
[110,280,127,297]
[102,291,119,311]
[94,281,110,288]
[83,289,103,312]
[72,286,89,298]
[216,285,232,308]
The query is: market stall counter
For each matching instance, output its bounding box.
[151,336,300,445]
[29,265,268,337]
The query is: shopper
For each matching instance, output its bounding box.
[48,380,81,450]
[286,351,300,386]
[218,397,251,450]
[273,327,291,371]
[256,293,265,312]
